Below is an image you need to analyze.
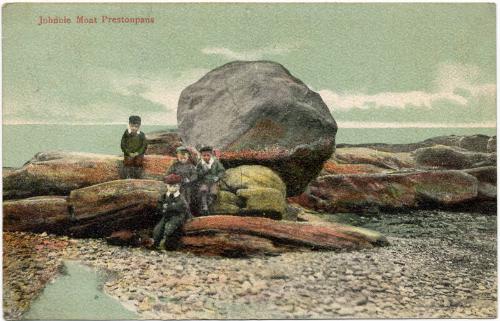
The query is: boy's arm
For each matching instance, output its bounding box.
[214,160,226,181]
[120,131,129,155]
[136,133,148,155]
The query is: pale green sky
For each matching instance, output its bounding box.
[3,3,496,127]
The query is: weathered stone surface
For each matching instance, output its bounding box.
[213,165,287,219]
[3,196,69,232]
[295,171,479,213]
[177,61,337,195]
[463,166,497,201]
[336,134,495,153]
[180,232,281,257]
[321,161,387,175]
[458,134,490,153]
[145,130,183,156]
[414,145,496,169]
[223,165,286,196]
[334,147,415,170]
[236,188,286,219]
[3,151,175,199]
[182,215,388,251]
[66,179,166,236]
[487,136,496,153]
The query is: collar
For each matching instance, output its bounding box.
[202,157,214,167]
[127,126,141,135]
[166,191,180,198]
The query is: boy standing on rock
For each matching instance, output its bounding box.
[120,115,148,179]
[196,146,225,216]
[166,146,198,210]
[152,174,191,249]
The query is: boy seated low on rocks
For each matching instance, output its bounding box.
[166,146,197,212]
[196,146,225,216]
[152,174,191,250]
[120,115,148,179]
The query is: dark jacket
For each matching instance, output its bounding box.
[167,161,198,185]
[196,158,225,184]
[155,192,190,220]
[121,130,148,156]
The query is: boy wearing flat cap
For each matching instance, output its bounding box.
[196,146,225,215]
[121,115,148,179]
[166,146,198,210]
[152,173,191,249]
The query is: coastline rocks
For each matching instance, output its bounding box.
[3,151,175,199]
[67,179,166,237]
[414,145,496,169]
[213,165,287,219]
[458,134,490,153]
[177,61,337,196]
[487,136,496,153]
[334,147,415,170]
[293,170,479,213]
[145,130,183,156]
[181,215,388,252]
[336,134,495,153]
[3,196,69,233]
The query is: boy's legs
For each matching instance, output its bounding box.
[199,183,209,214]
[132,155,144,179]
[161,214,186,249]
[152,217,166,247]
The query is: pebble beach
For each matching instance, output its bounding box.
[3,210,496,319]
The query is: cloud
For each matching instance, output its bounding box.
[4,68,209,125]
[318,63,496,111]
[201,44,298,60]
[337,121,496,129]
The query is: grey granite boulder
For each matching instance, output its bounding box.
[177,61,337,195]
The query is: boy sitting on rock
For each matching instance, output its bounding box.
[152,174,191,249]
[196,146,225,216]
[120,115,148,179]
[166,146,197,211]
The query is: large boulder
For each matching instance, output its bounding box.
[3,151,175,199]
[177,61,337,196]
[291,170,479,213]
[414,145,496,169]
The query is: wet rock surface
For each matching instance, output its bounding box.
[4,210,496,319]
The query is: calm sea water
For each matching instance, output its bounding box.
[2,124,497,168]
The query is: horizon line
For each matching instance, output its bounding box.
[2,121,497,129]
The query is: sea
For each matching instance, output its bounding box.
[2,124,497,168]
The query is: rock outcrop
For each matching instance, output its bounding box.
[334,147,415,170]
[291,170,480,213]
[145,130,183,156]
[180,215,388,255]
[414,145,496,169]
[3,151,175,199]
[213,165,287,219]
[177,61,337,196]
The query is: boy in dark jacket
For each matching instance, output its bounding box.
[196,146,225,215]
[152,174,191,249]
[166,146,197,210]
[121,115,148,179]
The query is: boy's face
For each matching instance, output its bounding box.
[166,183,180,194]
[129,123,140,134]
[177,153,189,163]
[201,151,212,163]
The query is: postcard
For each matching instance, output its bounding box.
[2,2,497,320]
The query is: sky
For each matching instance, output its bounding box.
[2,3,496,128]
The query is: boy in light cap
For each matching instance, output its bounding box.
[196,146,225,216]
[152,173,191,249]
[166,146,197,211]
[121,115,148,179]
